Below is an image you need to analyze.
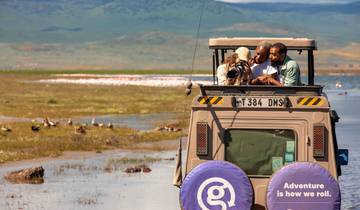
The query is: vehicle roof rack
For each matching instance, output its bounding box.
[199,85,323,96]
[209,37,317,50]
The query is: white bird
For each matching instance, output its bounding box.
[335,81,342,88]
[48,118,57,127]
[43,118,50,127]
[107,123,114,129]
[91,118,99,127]
[1,125,11,132]
[67,119,73,126]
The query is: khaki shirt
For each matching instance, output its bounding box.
[280,56,301,86]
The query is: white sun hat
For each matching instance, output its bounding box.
[235,47,251,62]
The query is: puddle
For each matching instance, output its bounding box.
[74,113,177,131]
[0,150,183,210]
[0,116,39,123]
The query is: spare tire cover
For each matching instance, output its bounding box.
[267,162,341,210]
[180,160,253,210]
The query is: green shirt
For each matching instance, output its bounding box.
[280,56,301,86]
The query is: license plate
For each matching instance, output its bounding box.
[235,97,286,108]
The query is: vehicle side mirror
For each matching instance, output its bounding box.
[337,149,349,166]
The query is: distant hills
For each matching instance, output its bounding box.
[228,1,360,14]
[0,0,359,70]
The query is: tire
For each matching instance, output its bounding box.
[266,162,341,210]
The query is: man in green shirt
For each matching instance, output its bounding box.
[257,42,301,86]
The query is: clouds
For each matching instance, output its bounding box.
[216,0,354,4]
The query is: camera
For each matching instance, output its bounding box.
[227,64,245,79]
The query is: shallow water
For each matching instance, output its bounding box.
[328,91,360,210]
[0,151,182,210]
[74,113,177,131]
[0,75,360,210]
[0,113,176,131]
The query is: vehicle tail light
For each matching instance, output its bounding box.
[197,122,209,156]
[313,125,326,158]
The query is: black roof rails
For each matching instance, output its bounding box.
[199,85,323,96]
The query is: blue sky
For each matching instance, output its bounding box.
[217,0,355,3]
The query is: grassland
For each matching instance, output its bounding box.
[0,72,194,118]
[0,71,193,163]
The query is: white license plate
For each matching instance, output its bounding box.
[235,97,286,108]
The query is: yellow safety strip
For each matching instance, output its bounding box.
[297,97,324,106]
[198,96,224,105]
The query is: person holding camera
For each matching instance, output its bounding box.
[217,53,238,85]
[216,47,252,85]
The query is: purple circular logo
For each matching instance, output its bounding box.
[267,162,341,210]
[180,161,253,210]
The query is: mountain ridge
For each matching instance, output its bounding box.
[0,0,359,70]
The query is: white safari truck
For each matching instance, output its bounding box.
[176,38,348,210]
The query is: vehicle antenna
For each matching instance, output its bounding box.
[190,0,206,76]
[173,0,207,187]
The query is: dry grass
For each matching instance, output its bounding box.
[0,122,185,163]
[0,74,194,118]
[0,72,194,163]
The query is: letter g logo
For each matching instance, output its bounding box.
[197,177,236,210]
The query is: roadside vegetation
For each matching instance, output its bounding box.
[0,71,193,163]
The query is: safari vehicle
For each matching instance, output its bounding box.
[177,38,349,210]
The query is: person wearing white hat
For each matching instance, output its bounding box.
[216,53,238,85]
[235,47,251,63]
[234,47,252,85]
[216,47,252,85]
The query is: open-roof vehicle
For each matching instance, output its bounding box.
[177,37,348,210]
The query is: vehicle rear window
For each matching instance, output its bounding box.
[225,129,296,176]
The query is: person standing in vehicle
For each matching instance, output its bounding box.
[258,42,301,86]
[235,47,252,85]
[250,41,279,85]
[216,53,238,85]
[217,47,251,85]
